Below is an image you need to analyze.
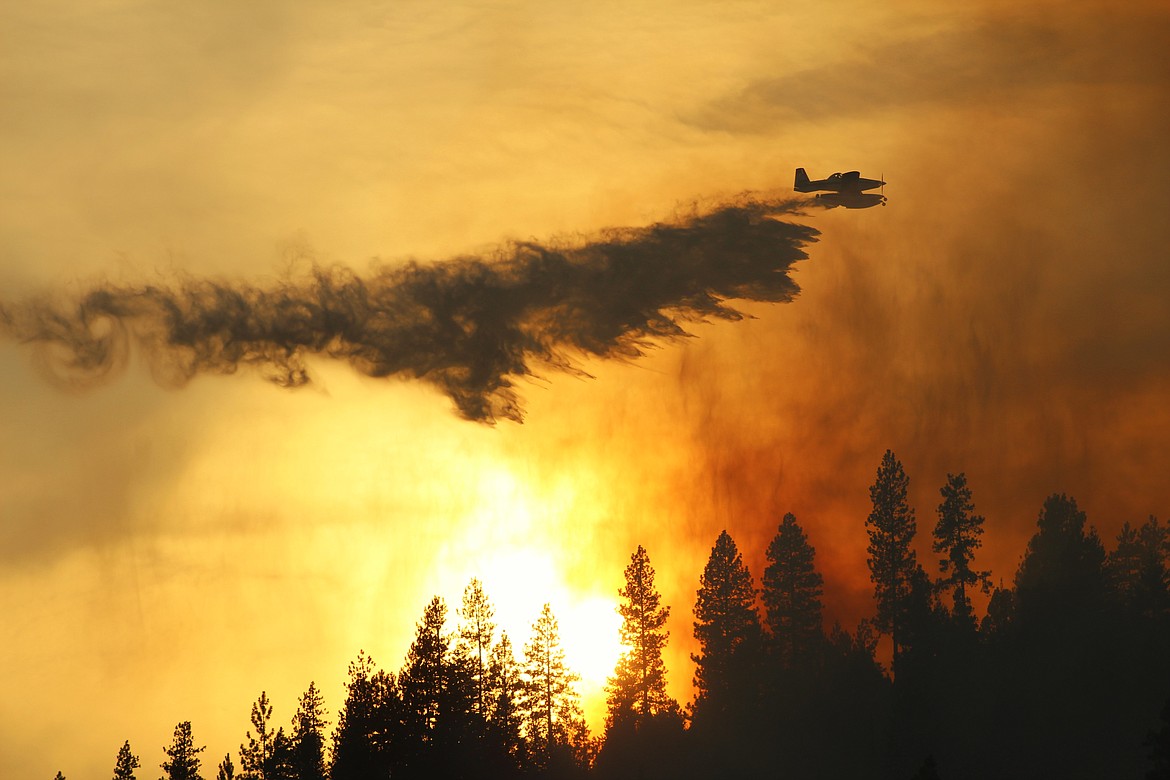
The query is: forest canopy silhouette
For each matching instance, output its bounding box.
[62,451,1170,780]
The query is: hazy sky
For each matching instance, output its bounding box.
[3,1,1169,777]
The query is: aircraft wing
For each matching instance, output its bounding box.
[837,171,867,193]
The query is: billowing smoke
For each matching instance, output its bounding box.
[0,197,816,423]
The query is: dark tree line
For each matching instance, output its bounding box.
[73,451,1170,780]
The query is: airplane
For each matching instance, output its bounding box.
[795,168,884,194]
[795,167,886,207]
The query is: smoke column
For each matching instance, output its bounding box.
[0,197,817,423]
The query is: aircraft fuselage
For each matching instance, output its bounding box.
[795,168,884,194]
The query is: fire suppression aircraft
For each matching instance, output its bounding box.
[794,167,886,208]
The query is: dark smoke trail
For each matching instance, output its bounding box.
[0,197,818,423]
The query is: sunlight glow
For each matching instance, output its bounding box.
[443,463,625,730]
[171,375,631,732]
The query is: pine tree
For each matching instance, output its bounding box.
[866,450,919,665]
[1014,493,1107,629]
[763,513,825,667]
[521,603,584,765]
[399,595,481,774]
[268,730,294,780]
[933,472,991,629]
[457,578,497,720]
[239,692,277,780]
[330,651,398,780]
[113,740,140,780]
[692,530,761,723]
[215,754,235,780]
[901,560,943,659]
[999,499,1170,776]
[1112,521,1144,598]
[399,594,478,748]
[400,596,449,740]
[1109,516,1170,619]
[289,682,328,780]
[160,721,205,780]
[487,631,528,764]
[1135,517,1169,619]
[979,585,1015,636]
[606,545,679,732]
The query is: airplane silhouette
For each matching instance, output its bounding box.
[795,168,886,208]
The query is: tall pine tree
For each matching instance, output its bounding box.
[398,595,480,774]
[160,722,205,780]
[866,450,919,665]
[112,740,140,780]
[1014,493,1107,629]
[763,513,825,668]
[933,472,991,630]
[399,596,453,742]
[457,578,497,721]
[521,603,584,766]
[487,631,528,766]
[692,530,761,724]
[239,692,277,780]
[1109,516,1170,620]
[330,651,398,780]
[606,545,679,732]
[289,682,328,780]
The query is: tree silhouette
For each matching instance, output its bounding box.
[521,603,584,767]
[866,450,919,666]
[399,594,483,775]
[932,472,991,630]
[692,530,761,726]
[1110,516,1170,620]
[269,732,294,780]
[980,585,1014,636]
[112,740,140,780]
[160,722,205,780]
[607,545,679,732]
[995,494,1128,779]
[457,578,497,721]
[487,631,528,767]
[43,454,1170,780]
[239,692,277,780]
[289,682,328,780]
[400,596,453,742]
[395,596,486,776]
[763,513,825,668]
[686,530,766,776]
[330,651,398,780]
[1014,493,1107,629]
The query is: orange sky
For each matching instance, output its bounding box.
[2,1,1170,777]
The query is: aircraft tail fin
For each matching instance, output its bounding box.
[794,167,811,191]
